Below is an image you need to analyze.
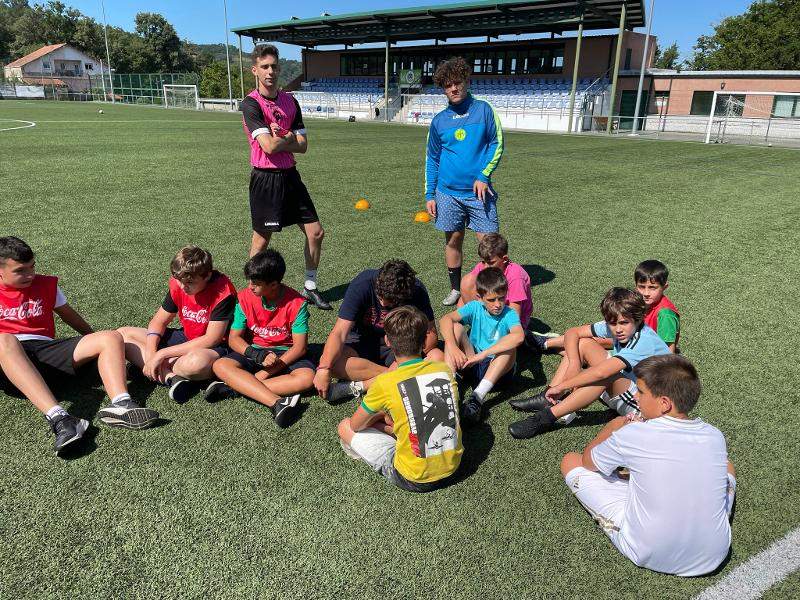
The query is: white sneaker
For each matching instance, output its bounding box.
[441,289,461,306]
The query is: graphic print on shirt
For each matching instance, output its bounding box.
[397,372,458,458]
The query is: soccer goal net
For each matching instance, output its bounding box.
[704,91,800,147]
[163,84,200,110]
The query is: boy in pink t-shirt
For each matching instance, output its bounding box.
[459,233,531,328]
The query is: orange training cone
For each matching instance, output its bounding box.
[414,211,431,223]
[354,198,370,210]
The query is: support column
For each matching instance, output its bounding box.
[606,2,627,134]
[567,14,584,133]
[631,0,655,133]
[238,34,245,98]
[384,37,390,123]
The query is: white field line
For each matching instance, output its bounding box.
[31,119,240,124]
[0,119,36,132]
[694,527,800,600]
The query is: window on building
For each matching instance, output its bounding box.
[85,63,93,71]
[42,61,50,69]
[690,91,714,115]
[773,95,800,118]
[624,48,632,70]
[690,91,746,116]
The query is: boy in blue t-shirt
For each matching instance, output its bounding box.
[509,287,670,439]
[440,267,524,426]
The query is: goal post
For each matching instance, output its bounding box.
[704,90,800,145]
[163,84,200,110]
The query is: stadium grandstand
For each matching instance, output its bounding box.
[232,0,647,133]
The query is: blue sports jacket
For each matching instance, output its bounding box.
[424,94,504,199]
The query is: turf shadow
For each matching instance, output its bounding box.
[320,282,349,303]
[521,264,555,287]
[570,408,618,428]
[450,421,495,485]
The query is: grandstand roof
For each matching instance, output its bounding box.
[232,0,645,46]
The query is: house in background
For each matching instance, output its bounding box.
[3,43,103,92]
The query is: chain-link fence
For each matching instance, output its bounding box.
[85,73,200,105]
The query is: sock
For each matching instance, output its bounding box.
[351,381,365,394]
[473,379,494,403]
[541,407,557,424]
[111,393,131,406]
[45,405,68,421]
[304,269,317,290]
[447,267,462,292]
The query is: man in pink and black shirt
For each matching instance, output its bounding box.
[240,44,330,310]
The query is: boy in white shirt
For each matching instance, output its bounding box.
[560,354,736,576]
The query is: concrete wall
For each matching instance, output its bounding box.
[21,45,101,77]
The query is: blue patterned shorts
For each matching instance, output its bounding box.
[433,189,499,233]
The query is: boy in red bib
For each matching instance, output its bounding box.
[207,249,312,428]
[0,237,159,454]
[635,260,680,352]
[119,246,236,403]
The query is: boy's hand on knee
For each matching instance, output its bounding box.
[444,343,467,371]
[463,351,487,368]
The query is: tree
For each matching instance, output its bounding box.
[688,0,800,70]
[652,41,681,70]
[134,12,186,72]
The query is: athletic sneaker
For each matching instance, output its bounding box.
[97,399,160,430]
[339,438,361,460]
[441,289,461,306]
[48,413,89,453]
[168,376,201,404]
[302,287,332,311]
[203,380,237,403]
[270,394,301,428]
[508,408,557,440]
[325,380,361,404]
[509,390,552,413]
[460,392,484,427]
[525,330,559,352]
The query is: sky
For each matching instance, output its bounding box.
[66,0,755,62]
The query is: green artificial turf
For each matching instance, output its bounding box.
[1,101,799,599]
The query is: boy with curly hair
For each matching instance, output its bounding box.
[424,57,504,306]
[313,260,441,404]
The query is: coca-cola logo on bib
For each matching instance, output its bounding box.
[251,324,288,338]
[182,306,209,324]
[0,299,44,321]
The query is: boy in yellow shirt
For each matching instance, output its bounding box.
[337,306,463,492]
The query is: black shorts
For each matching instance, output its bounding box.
[18,337,82,376]
[463,356,516,386]
[345,334,396,368]
[249,167,319,234]
[159,328,229,357]
[224,347,317,374]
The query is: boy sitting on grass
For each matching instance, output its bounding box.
[441,267,524,426]
[338,306,462,492]
[206,249,309,428]
[560,354,736,576]
[509,288,670,439]
[635,259,680,352]
[119,245,236,403]
[527,259,680,353]
[458,233,532,330]
[0,236,159,454]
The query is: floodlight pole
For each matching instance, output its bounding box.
[567,12,585,134]
[384,37,390,123]
[222,0,234,110]
[631,0,655,135]
[238,34,245,98]
[99,58,107,100]
[100,0,115,103]
[606,1,627,133]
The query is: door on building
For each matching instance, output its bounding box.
[619,89,650,131]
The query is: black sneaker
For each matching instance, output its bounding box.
[203,380,237,403]
[97,399,160,430]
[325,380,361,404]
[524,330,551,352]
[460,393,484,427]
[48,413,89,453]
[270,394,301,428]
[509,390,553,413]
[168,376,201,404]
[508,408,557,439]
[302,287,332,310]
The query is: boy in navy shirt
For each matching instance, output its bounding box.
[509,288,670,439]
[440,268,524,426]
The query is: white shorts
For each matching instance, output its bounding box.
[564,467,738,561]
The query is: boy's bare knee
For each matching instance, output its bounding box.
[560,452,583,477]
[179,351,214,376]
[337,417,352,439]
[212,357,236,377]
[94,329,124,346]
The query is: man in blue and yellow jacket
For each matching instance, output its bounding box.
[424,57,504,306]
